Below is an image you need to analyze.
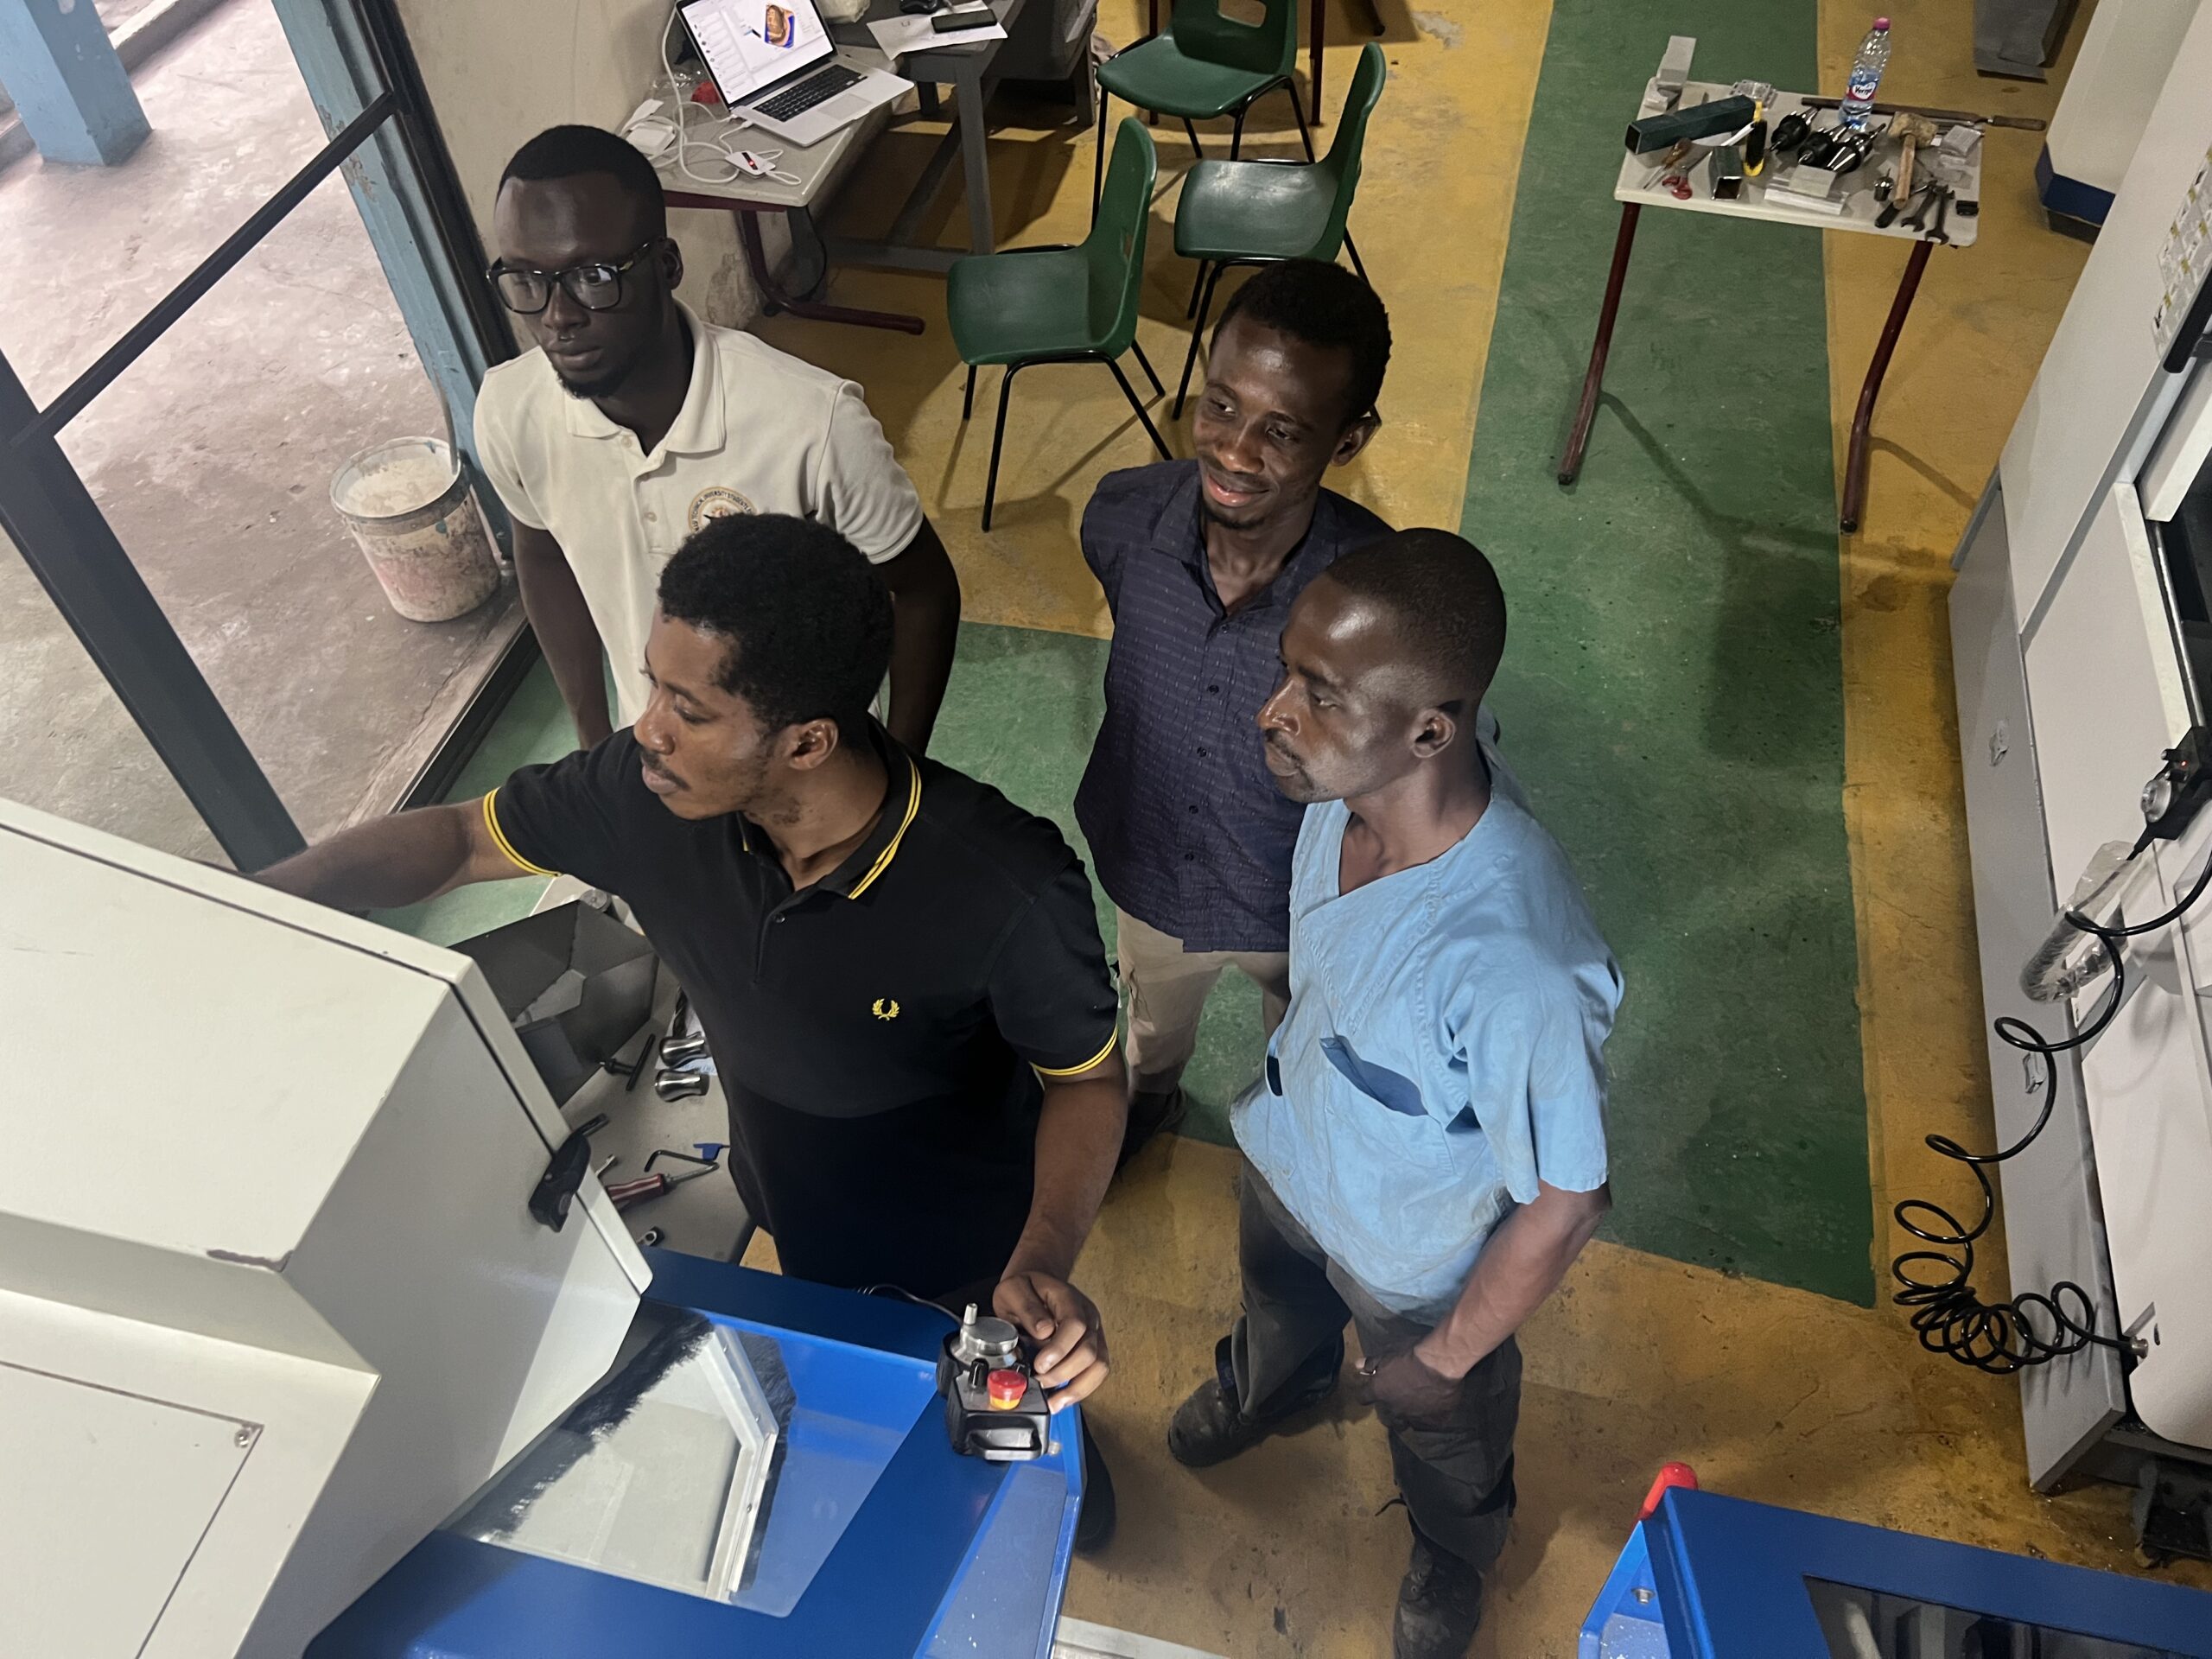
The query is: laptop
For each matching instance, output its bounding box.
[678,0,912,146]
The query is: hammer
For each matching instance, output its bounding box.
[1890,114,1939,206]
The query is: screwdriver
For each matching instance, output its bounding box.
[605,1166,716,1211]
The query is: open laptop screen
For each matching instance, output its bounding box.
[680,0,833,107]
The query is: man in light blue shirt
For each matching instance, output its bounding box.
[1166,530,1622,1659]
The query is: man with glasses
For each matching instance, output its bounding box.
[475,124,960,753]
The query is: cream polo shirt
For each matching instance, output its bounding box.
[474,302,925,725]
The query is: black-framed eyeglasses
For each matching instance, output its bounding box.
[487,239,662,315]
[899,1,940,13]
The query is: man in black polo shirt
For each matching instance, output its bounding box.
[1077,261,1391,1165]
[257,514,1126,1535]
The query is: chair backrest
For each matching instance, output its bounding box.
[1084,118,1159,351]
[1168,0,1298,79]
[1315,41,1387,258]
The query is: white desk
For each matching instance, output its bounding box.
[1560,74,1987,531]
[656,0,1034,330]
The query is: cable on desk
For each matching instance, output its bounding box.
[1890,842,2212,1371]
[861,1283,963,1322]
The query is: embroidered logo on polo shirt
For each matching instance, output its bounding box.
[872,998,900,1020]
[689,486,756,531]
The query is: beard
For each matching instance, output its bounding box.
[553,359,637,402]
[1198,488,1269,533]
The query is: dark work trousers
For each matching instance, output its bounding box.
[1232,1161,1521,1577]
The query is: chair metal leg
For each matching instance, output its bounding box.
[962,364,976,422]
[1343,229,1369,285]
[1181,118,1205,161]
[1107,357,1173,460]
[1308,0,1325,124]
[1287,82,1317,162]
[983,364,1021,531]
[1230,104,1249,161]
[1185,259,1209,318]
[1129,337,1166,399]
[1176,262,1227,419]
[1093,91,1109,219]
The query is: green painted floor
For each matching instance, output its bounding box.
[1458,0,1873,1303]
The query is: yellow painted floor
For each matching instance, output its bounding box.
[734,0,2212,1650]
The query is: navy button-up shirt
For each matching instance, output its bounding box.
[1074,461,1391,953]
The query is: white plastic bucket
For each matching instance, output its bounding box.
[330,437,502,623]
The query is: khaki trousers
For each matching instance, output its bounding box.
[1115,906,1291,1101]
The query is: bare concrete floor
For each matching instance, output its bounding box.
[0,0,517,861]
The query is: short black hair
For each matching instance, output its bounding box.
[1215,260,1391,426]
[1325,529,1507,701]
[499,124,667,238]
[657,514,893,740]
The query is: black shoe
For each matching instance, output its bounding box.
[1116,1087,1187,1170]
[1074,1421,1116,1554]
[1393,1534,1484,1659]
[1166,1333,1341,1468]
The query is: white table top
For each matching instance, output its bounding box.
[652,100,886,213]
[1613,78,1982,247]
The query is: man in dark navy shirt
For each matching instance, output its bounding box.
[258,515,1128,1537]
[1075,260,1392,1163]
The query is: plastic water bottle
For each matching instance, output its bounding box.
[1840,17,1892,130]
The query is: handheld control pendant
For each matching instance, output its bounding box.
[938,1303,1052,1461]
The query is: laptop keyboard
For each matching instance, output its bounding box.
[754,64,862,122]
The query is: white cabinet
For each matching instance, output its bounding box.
[2022,480,2190,893]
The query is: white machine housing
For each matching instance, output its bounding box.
[1955,5,2212,1487]
[0,798,648,1658]
[2036,0,2202,226]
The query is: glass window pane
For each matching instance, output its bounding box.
[1806,1576,2189,1658]
[450,1308,780,1601]
[0,524,225,863]
[40,160,518,843]
[0,0,378,407]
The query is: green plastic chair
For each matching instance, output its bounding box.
[1093,0,1313,220]
[948,118,1170,532]
[1171,40,1386,416]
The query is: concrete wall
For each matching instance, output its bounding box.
[391,0,763,334]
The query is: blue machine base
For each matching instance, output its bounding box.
[313,1250,1083,1659]
[2037,143,2118,228]
[1580,1487,2212,1657]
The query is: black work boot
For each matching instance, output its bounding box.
[1167,1333,1341,1467]
[1393,1532,1485,1659]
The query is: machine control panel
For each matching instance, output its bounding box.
[937,1305,1051,1462]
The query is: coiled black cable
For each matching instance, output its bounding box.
[1891,844,2212,1371]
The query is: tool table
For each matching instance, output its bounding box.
[1558,73,1983,532]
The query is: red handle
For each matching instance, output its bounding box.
[1638,1462,1699,1522]
[606,1173,669,1209]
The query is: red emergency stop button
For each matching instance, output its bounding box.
[987,1369,1027,1410]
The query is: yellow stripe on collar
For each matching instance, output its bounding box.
[847,752,922,899]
